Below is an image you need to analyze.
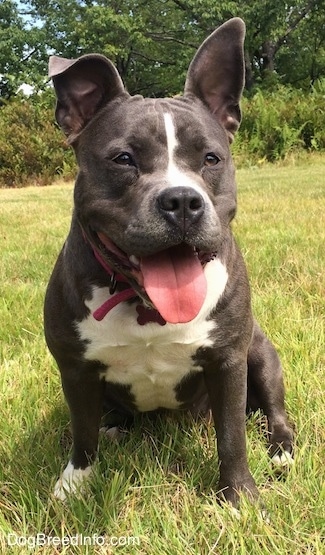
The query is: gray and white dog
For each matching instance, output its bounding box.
[45,18,293,506]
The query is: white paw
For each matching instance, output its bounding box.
[99,425,126,441]
[229,506,241,520]
[271,450,294,468]
[53,461,93,501]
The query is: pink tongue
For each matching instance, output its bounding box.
[140,245,207,324]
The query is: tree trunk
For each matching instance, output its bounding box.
[261,40,276,73]
[244,50,254,90]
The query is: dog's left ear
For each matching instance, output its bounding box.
[184,18,245,142]
[49,54,127,142]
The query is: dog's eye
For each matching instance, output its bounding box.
[204,153,220,167]
[113,153,135,167]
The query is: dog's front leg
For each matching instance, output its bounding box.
[204,351,259,507]
[54,369,104,501]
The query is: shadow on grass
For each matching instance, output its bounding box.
[3,404,291,538]
[5,408,217,498]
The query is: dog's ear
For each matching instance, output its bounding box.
[49,54,127,141]
[184,18,245,142]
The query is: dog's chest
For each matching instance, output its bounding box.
[76,260,228,412]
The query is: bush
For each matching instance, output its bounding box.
[233,84,325,164]
[0,92,75,187]
[0,84,324,186]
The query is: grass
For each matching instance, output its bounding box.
[0,156,324,554]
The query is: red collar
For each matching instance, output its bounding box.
[91,247,137,320]
[84,232,166,326]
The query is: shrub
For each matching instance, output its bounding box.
[0,85,324,186]
[233,85,325,164]
[0,92,75,187]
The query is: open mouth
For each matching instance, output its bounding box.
[91,230,217,324]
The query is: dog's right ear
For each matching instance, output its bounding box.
[49,54,127,142]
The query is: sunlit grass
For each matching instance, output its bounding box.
[0,158,324,554]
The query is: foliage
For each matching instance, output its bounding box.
[0,84,324,187]
[233,85,325,163]
[0,91,75,186]
[0,0,26,99]
[1,0,325,100]
[171,0,325,90]
[0,0,48,100]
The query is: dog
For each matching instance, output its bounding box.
[45,18,293,506]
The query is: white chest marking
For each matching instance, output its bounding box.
[77,259,228,412]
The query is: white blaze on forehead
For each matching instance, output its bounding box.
[163,111,206,195]
[164,112,178,164]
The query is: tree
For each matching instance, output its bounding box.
[171,0,325,89]
[21,0,202,96]
[0,0,26,99]
[275,2,325,87]
[4,0,325,100]
[0,0,48,100]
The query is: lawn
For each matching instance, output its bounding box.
[0,157,324,554]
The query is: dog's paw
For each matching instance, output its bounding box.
[217,478,271,522]
[271,449,294,470]
[217,473,259,508]
[227,505,270,524]
[53,461,93,501]
[99,425,125,441]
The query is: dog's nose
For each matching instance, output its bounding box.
[157,187,205,232]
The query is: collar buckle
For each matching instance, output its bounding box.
[109,272,117,295]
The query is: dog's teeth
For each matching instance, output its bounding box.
[129,255,140,267]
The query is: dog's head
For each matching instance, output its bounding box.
[49,18,245,323]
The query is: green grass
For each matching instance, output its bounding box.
[0,157,324,554]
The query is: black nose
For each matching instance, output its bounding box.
[157,186,205,232]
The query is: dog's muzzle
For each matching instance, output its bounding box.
[81,222,217,324]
